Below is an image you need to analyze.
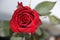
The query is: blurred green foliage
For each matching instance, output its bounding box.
[3,21,10,36]
[49,15,60,24]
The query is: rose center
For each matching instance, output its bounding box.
[20,13,30,24]
[18,13,32,28]
[22,15,29,24]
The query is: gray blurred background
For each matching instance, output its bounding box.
[0,0,60,20]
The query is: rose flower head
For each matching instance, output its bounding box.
[10,2,42,34]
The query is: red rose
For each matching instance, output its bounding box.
[10,2,42,33]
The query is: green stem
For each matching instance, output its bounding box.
[24,33,31,40]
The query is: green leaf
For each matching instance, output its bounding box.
[3,21,10,36]
[19,33,25,37]
[35,1,56,16]
[48,15,60,24]
[11,37,22,40]
[10,29,13,36]
[35,26,42,36]
[35,27,49,40]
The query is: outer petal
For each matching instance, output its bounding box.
[32,9,42,26]
[18,22,36,33]
[24,6,31,10]
[10,18,19,33]
[27,22,37,33]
